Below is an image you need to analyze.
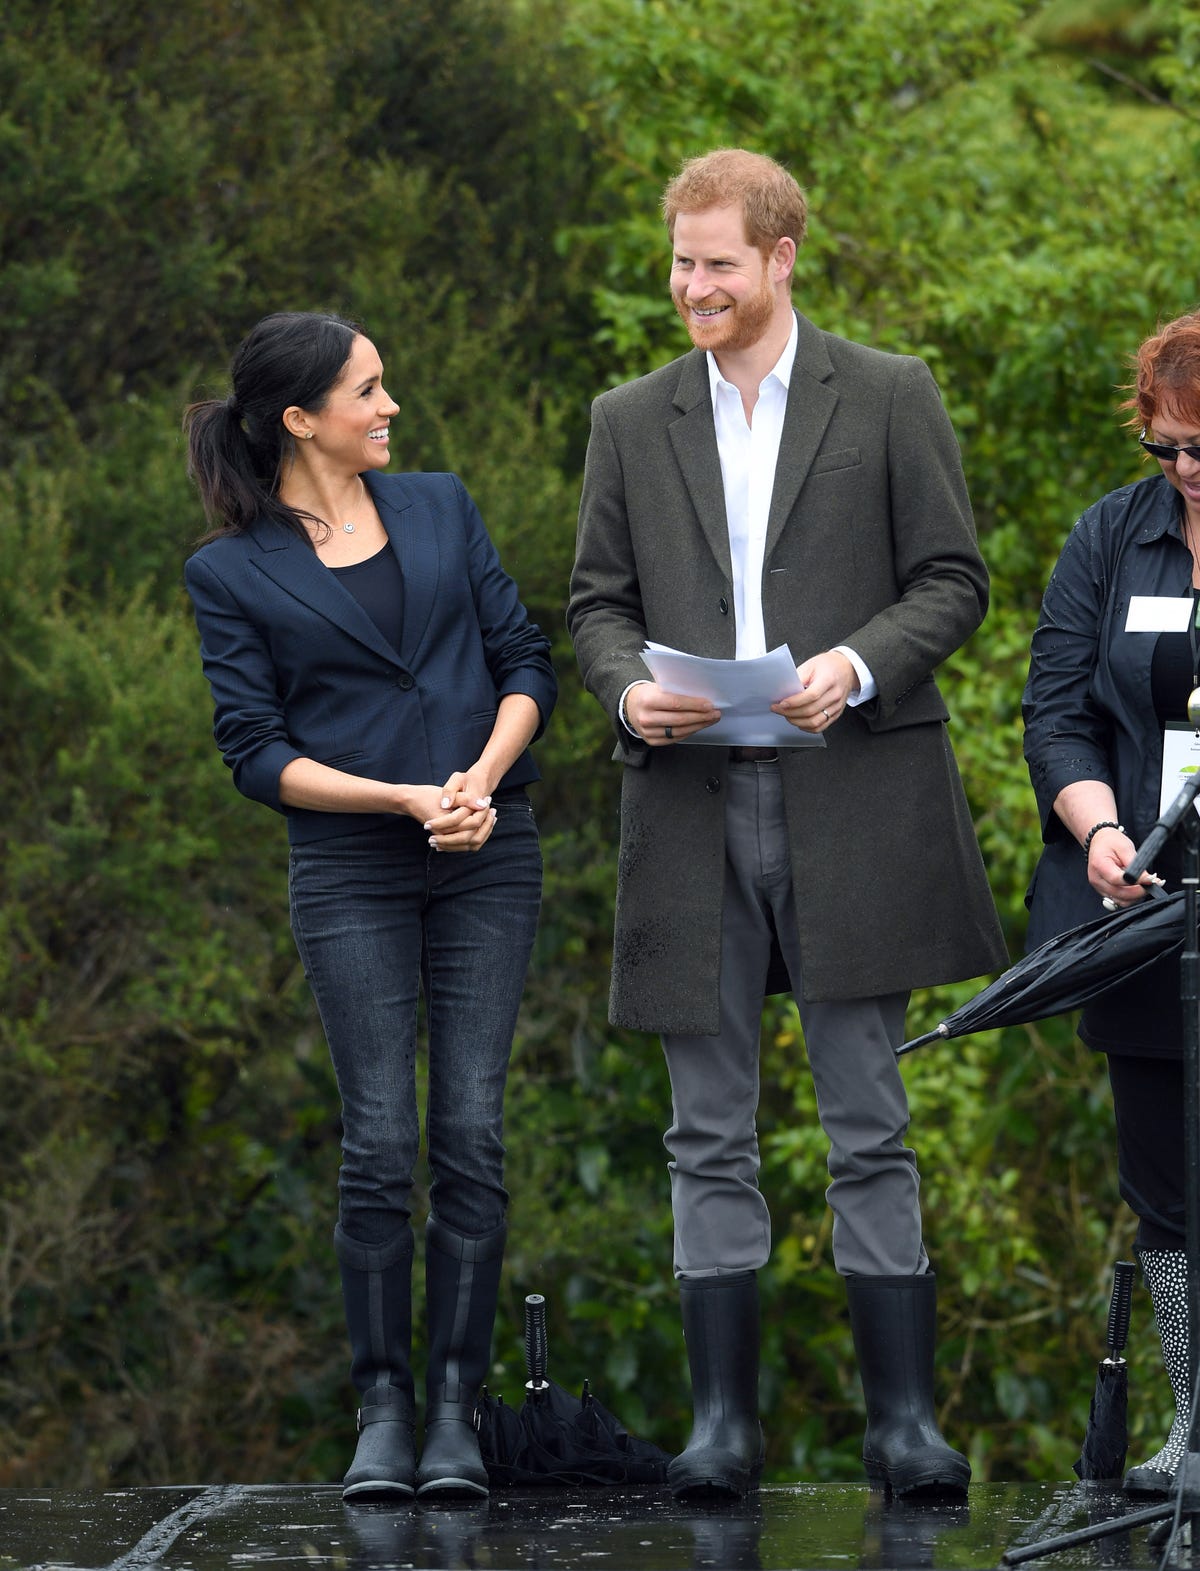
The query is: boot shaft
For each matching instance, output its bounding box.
[678,1272,761,1420]
[424,1215,506,1406]
[1139,1248,1191,1425]
[335,1223,414,1402]
[1139,1248,1190,1391]
[845,1271,938,1421]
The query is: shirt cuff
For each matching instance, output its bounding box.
[833,645,877,706]
[619,680,651,734]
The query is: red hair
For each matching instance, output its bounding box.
[661,148,808,257]
[1122,309,1200,432]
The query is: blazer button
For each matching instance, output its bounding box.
[718,597,729,615]
[704,777,721,794]
[396,672,414,690]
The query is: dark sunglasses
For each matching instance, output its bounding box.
[1140,429,1200,463]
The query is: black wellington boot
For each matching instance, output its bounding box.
[845,1272,970,1499]
[336,1223,417,1502]
[415,1215,506,1499]
[666,1272,765,1500]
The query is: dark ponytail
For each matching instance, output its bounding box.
[185,311,362,546]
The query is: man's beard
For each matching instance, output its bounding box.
[672,270,775,354]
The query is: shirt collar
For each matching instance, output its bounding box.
[1135,473,1189,545]
[706,312,798,403]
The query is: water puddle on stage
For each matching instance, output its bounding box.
[0,1480,1187,1569]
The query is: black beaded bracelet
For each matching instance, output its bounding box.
[1082,820,1124,856]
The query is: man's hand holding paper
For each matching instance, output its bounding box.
[639,643,827,748]
[771,649,860,734]
[625,680,721,746]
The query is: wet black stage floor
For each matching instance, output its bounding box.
[5,1481,1200,1571]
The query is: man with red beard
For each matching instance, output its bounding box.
[568,149,1003,1499]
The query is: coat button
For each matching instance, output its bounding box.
[396,672,414,690]
[718,597,729,614]
[704,777,721,793]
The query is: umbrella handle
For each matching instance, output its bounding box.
[1107,1260,1137,1358]
[524,1292,549,1392]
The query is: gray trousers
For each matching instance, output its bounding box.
[661,761,928,1280]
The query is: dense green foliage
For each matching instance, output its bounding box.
[3,0,1199,1488]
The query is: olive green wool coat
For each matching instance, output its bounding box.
[567,310,1007,1035]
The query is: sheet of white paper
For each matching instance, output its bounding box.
[1160,723,1200,818]
[641,642,826,748]
[1126,596,1194,633]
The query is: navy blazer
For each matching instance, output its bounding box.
[185,470,557,844]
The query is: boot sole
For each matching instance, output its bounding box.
[864,1459,970,1500]
[670,1478,756,1501]
[1123,1467,1173,1497]
[416,1476,489,1500]
[668,1453,764,1501]
[342,1479,415,1502]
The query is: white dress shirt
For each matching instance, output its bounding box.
[709,321,790,659]
[620,315,876,729]
[707,316,876,698]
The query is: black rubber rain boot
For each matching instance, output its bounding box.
[666,1271,765,1500]
[415,1216,506,1499]
[1125,1249,1193,1495]
[845,1272,970,1499]
[336,1223,417,1502]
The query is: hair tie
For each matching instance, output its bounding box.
[226,396,243,420]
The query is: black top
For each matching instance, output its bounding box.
[329,541,404,655]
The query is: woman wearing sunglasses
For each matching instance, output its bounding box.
[1023,309,1200,1497]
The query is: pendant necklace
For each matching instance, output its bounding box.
[342,476,366,534]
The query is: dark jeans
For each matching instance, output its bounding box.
[289,792,542,1248]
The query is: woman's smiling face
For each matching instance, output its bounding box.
[302,334,399,472]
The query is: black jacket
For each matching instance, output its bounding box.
[1023,473,1190,940]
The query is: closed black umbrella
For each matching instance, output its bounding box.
[1074,1260,1137,1481]
[476,1294,670,1487]
[898,890,1183,1056]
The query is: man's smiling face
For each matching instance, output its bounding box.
[669,204,777,355]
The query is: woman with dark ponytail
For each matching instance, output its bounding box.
[183,311,556,1502]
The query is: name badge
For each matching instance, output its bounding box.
[1126,596,1194,632]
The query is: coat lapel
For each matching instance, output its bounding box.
[246,502,405,668]
[369,472,439,667]
[765,311,838,562]
[668,350,733,579]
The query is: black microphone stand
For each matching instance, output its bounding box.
[1003,769,1200,1565]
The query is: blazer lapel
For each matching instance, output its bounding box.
[246,511,404,668]
[765,311,839,561]
[368,473,440,667]
[668,350,733,579]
